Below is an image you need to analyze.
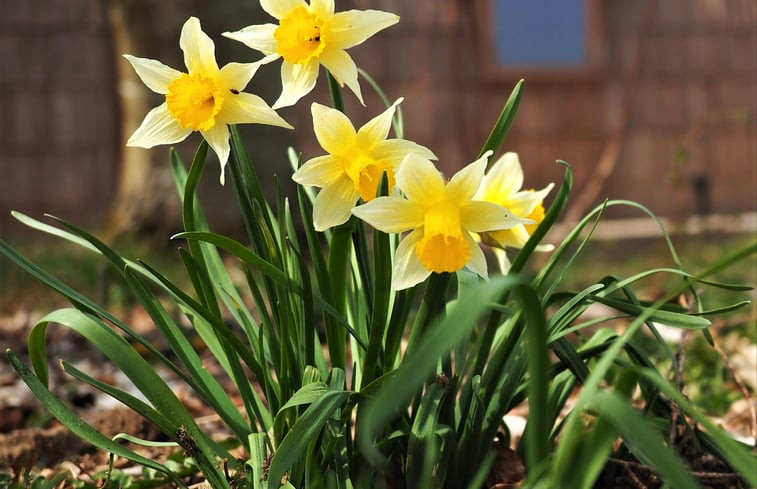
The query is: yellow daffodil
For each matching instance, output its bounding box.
[293,99,436,231]
[222,0,399,108]
[474,152,554,272]
[352,152,529,290]
[124,17,292,184]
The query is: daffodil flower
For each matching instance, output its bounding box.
[352,153,529,290]
[293,99,436,232]
[124,17,292,184]
[222,0,399,108]
[474,152,554,272]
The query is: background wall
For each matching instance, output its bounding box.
[0,0,119,236]
[1,0,754,239]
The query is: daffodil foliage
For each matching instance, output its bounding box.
[3,5,755,489]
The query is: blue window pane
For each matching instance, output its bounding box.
[493,0,586,67]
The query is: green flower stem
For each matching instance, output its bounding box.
[327,72,345,113]
[326,218,354,369]
[181,141,222,318]
[361,225,391,386]
[405,273,453,357]
[353,217,374,307]
[383,286,416,372]
[518,284,550,472]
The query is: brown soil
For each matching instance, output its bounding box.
[0,407,168,485]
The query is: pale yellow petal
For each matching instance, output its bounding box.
[526,182,554,213]
[329,10,400,50]
[200,124,231,184]
[395,154,445,204]
[310,0,334,18]
[493,247,512,275]
[123,55,181,94]
[460,200,519,232]
[260,0,305,20]
[372,139,437,166]
[356,98,402,149]
[447,151,490,203]
[274,59,320,109]
[218,62,259,91]
[292,155,343,187]
[463,232,488,279]
[501,182,553,218]
[351,196,423,233]
[221,92,293,128]
[127,103,192,148]
[222,24,280,56]
[392,229,430,290]
[318,48,362,105]
[478,152,524,203]
[312,176,359,231]
[501,193,537,217]
[485,226,553,252]
[486,225,530,249]
[180,17,218,75]
[311,102,356,156]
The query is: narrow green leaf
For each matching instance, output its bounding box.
[174,231,366,350]
[589,295,711,328]
[111,433,179,448]
[11,211,97,252]
[126,264,262,439]
[247,432,270,489]
[267,390,350,489]
[517,285,550,474]
[478,79,524,161]
[634,367,757,486]
[327,71,345,113]
[170,145,261,344]
[511,160,572,276]
[6,349,187,488]
[592,391,701,489]
[27,308,232,485]
[61,360,175,436]
[406,384,445,488]
[326,219,354,369]
[359,276,517,464]
[278,382,330,412]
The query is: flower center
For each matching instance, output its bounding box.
[343,147,395,201]
[274,6,328,64]
[166,73,225,131]
[415,202,470,273]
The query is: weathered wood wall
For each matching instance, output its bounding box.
[1,0,754,238]
[0,0,119,236]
